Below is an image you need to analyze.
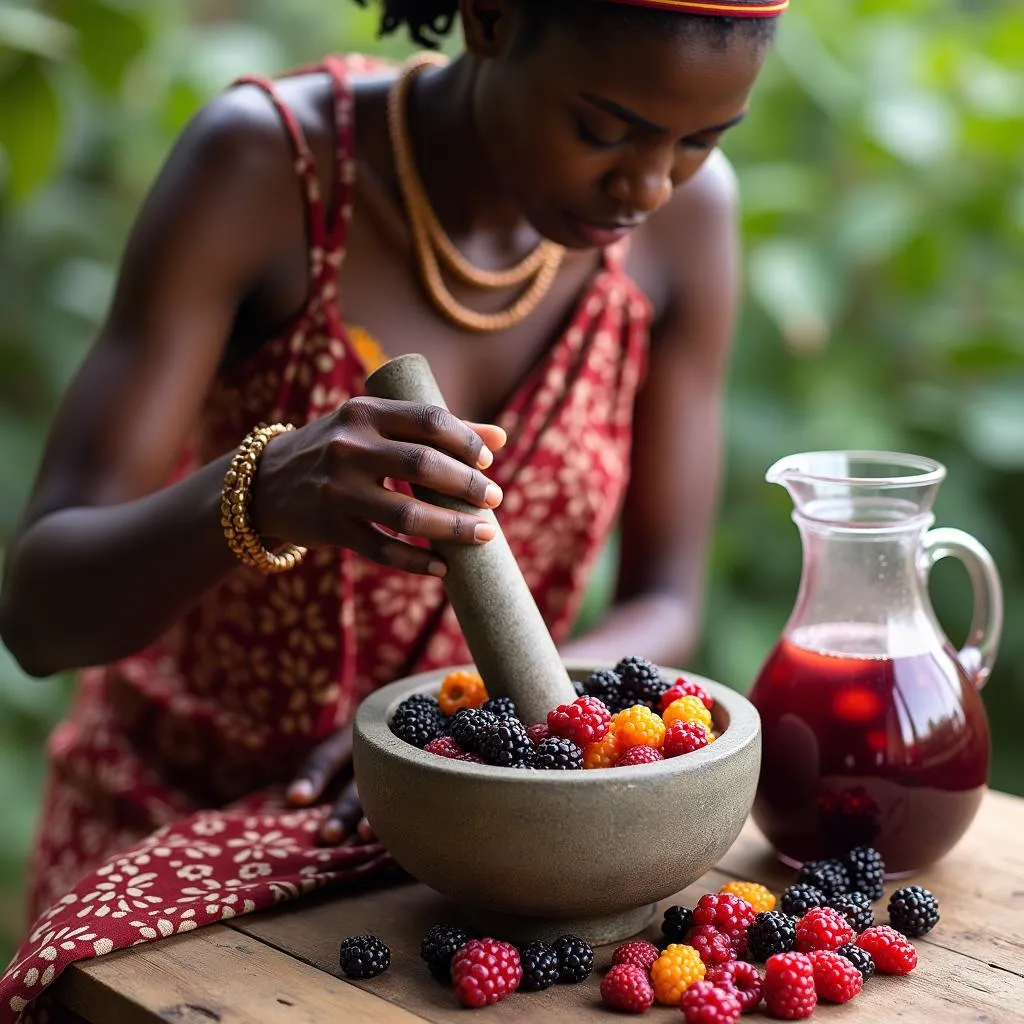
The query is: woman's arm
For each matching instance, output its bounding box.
[560,150,741,667]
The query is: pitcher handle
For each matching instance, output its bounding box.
[920,527,1004,688]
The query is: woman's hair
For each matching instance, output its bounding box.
[353,0,778,50]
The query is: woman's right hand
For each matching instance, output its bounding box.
[248,397,507,576]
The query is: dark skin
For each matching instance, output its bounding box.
[0,0,768,845]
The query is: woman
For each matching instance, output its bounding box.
[0,0,784,1015]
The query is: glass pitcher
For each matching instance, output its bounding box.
[749,451,1003,875]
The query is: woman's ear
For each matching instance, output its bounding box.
[460,0,516,56]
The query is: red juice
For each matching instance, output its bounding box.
[750,623,990,874]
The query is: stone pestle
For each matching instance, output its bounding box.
[365,353,578,725]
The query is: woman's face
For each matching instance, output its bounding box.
[470,12,770,249]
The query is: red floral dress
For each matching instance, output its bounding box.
[0,55,652,1022]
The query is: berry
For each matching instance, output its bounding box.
[662,904,695,944]
[836,943,875,979]
[706,961,764,1014]
[449,708,499,755]
[552,934,594,983]
[612,705,667,750]
[612,939,661,972]
[438,670,488,715]
[481,695,518,719]
[828,892,874,933]
[856,925,918,974]
[420,923,469,982]
[661,676,715,712]
[650,943,706,1006]
[692,893,757,953]
[797,858,850,897]
[780,884,828,918]
[451,938,522,1007]
[533,736,584,770]
[680,980,742,1024]
[763,952,817,1020]
[390,698,446,749]
[686,924,736,966]
[547,695,612,746]
[616,744,664,766]
[615,655,671,707]
[583,733,620,769]
[338,934,390,979]
[795,906,855,953]
[843,846,886,901]
[664,720,710,758]
[746,910,797,961]
[518,940,559,991]
[526,723,550,746]
[720,881,776,914]
[888,885,940,938]
[423,736,482,762]
[479,718,534,768]
[601,964,654,1013]
[663,695,713,732]
[583,668,629,713]
[808,949,863,1003]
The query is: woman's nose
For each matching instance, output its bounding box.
[604,151,674,214]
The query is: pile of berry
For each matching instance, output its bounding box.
[389,656,720,770]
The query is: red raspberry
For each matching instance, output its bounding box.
[600,963,654,1013]
[611,939,661,972]
[706,961,764,1013]
[795,906,855,952]
[763,952,817,1020]
[685,925,736,966]
[680,980,742,1024]
[660,676,714,712]
[692,893,756,954]
[450,938,523,1007]
[856,925,918,974]
[808,950,863,1003]
[526,723,550,746]
[547,696,611,746]
[424,736,464,758]
[616,745,665,766]
[664,720,710,757]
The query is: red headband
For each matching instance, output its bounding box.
[604,0,788,16]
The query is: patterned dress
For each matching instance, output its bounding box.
[0,55,652,1021]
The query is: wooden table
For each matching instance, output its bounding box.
[51,790,1024,1023]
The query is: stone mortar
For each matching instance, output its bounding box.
[354,660,761,946]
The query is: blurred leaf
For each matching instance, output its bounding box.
[0,7,73,59]
[0,55,61,202]
[58,0,149,95]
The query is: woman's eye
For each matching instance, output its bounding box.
[576,119,624,150]
[680,137,714,152]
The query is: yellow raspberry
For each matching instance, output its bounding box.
[438,670,488,715]
[663,695,713,731]
[650,943,705,1005]
[721,880,776,913]
[583,733,620,769]
[611,705,666,751]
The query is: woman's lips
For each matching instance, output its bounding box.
[565,212,641,248]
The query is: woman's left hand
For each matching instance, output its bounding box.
[286,725,376,845]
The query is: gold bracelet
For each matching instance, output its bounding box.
[220,423,307,574]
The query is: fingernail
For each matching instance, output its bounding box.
[484,483,503,508]
[288,780,314,804]
[322,819,343,843]
[477,446,494,469]
[428,559,448,578]
[474,523,496,543]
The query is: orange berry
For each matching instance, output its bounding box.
[721,880,776,913]
[438,670,488,715]
[583,733,621,769]
[612,706,666,751]
[663,695,713,731]
[650,943,705,1005]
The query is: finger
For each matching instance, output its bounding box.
[356,816,377,843]
[286,729,353,806]
[343,521,449,577]
[364,442,502,511]
[320,778,362,845]
[463,423,508,466]
[368,401,492,471]
[365,489,498,546]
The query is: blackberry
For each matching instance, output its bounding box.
[572,678,586,697]
[390,698,447,749]
[532,736,584,770]
[553,934,594,983]
[615,655,670,708]
[843,846,886,901]
[582,669,628,713]
[836,942,876,979]
[339,934,391,979]
[797,858,850,897]
[420,923,470,982]
[888,886,940,938]
[828,892,874,934]
[518,940,560,991]
[479,718,534,768]
[780,883,828,917]
[661,904,695,944]
[746,910,797,961]
[481,696,518,720]
[449,708,499,755]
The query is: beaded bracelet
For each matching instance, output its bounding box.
[220,423,307,574]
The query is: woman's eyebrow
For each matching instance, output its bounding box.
[579,92,748,136]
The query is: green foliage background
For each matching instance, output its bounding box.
[0,0,1021,963]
